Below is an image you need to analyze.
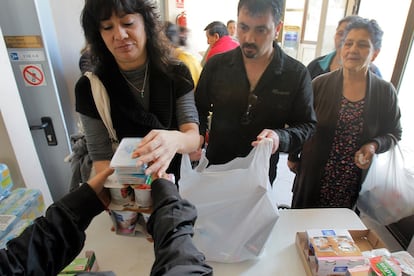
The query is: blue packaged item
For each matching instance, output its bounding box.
[0,214,17,241]
[110,138,148,184]
[0,164,13,201]
[110,138,147,174]
[4,189,45,220]
[0,188,26,214]
[0,188,44,241]
[0,218,33,248]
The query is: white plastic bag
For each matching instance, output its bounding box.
[357,143,414,225]
[179,139,279,263]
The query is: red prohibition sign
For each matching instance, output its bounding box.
[23,65,44,86]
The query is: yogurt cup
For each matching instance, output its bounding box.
[112,210,138,234]
[134,185,152,208]
[110,186,134,206]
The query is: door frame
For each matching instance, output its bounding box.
[0,26,53,206]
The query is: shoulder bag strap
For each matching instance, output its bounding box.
[84,71,118,143]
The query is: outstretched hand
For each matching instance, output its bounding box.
[87,167,114,207]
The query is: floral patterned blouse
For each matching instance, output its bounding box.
[319,96,364,208]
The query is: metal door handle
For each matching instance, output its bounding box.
[29,121,49,130]
[29,117,58,146]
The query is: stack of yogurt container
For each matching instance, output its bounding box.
[108,138,152,237]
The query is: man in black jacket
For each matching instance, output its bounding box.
[195,0,317,183]
[0,168,212,275]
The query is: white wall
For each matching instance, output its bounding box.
[0,113,24,189]
[48,0,85,130]
[358,0,411,81]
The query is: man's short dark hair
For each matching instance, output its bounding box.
[204,21,228,38]
[237,0,285,24]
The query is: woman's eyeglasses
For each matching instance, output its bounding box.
[240,92,258,125]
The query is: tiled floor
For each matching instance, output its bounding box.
[274,153,404,252]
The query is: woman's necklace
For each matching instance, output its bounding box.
[121,63,149,98]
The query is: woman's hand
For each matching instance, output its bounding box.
[354,142,378,169]
[132,130,180,176]
[132,123,199,177]
[287,160,299,174]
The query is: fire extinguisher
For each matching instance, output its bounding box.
[176,11,187,28]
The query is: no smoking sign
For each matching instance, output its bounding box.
[20,64,46,87]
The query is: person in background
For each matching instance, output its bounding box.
[177,25,203,63]
[203,21,239,63]
[79,43,95,74]
[75,0,200,181]
[289,18,402,209]
[0,168,213,275]
[227,19,238,41]
[307,15,382,79]
[164,21,202,86]
[195,0,317,183]
[178,26,188,47]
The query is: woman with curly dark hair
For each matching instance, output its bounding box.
[75,0,200,181]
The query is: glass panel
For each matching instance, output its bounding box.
[287,0,306,10]
[282,0,305,58]
[320,0,347,55]
[397,38,414,168]
[303,0,322,42]
[358,0,411,81]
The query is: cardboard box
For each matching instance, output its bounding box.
[296,230,387,276]
[307,229,362,258]
[345,265,370,276]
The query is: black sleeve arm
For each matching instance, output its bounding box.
[147,179,212,276]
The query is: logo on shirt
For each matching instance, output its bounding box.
[272,89,290,96]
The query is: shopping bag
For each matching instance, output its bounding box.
[179,138,279,263]
[357,143,414,225]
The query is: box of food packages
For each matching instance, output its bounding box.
[0,219,33,248]
[109,138,147,184]
[2,188,45,220]
[296,229,387,276]
[0,188,45,244]
[0,163,13,201]
[391,250,414,275]
[0,214,17,243]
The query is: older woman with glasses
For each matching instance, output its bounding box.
[289,18,402,209]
